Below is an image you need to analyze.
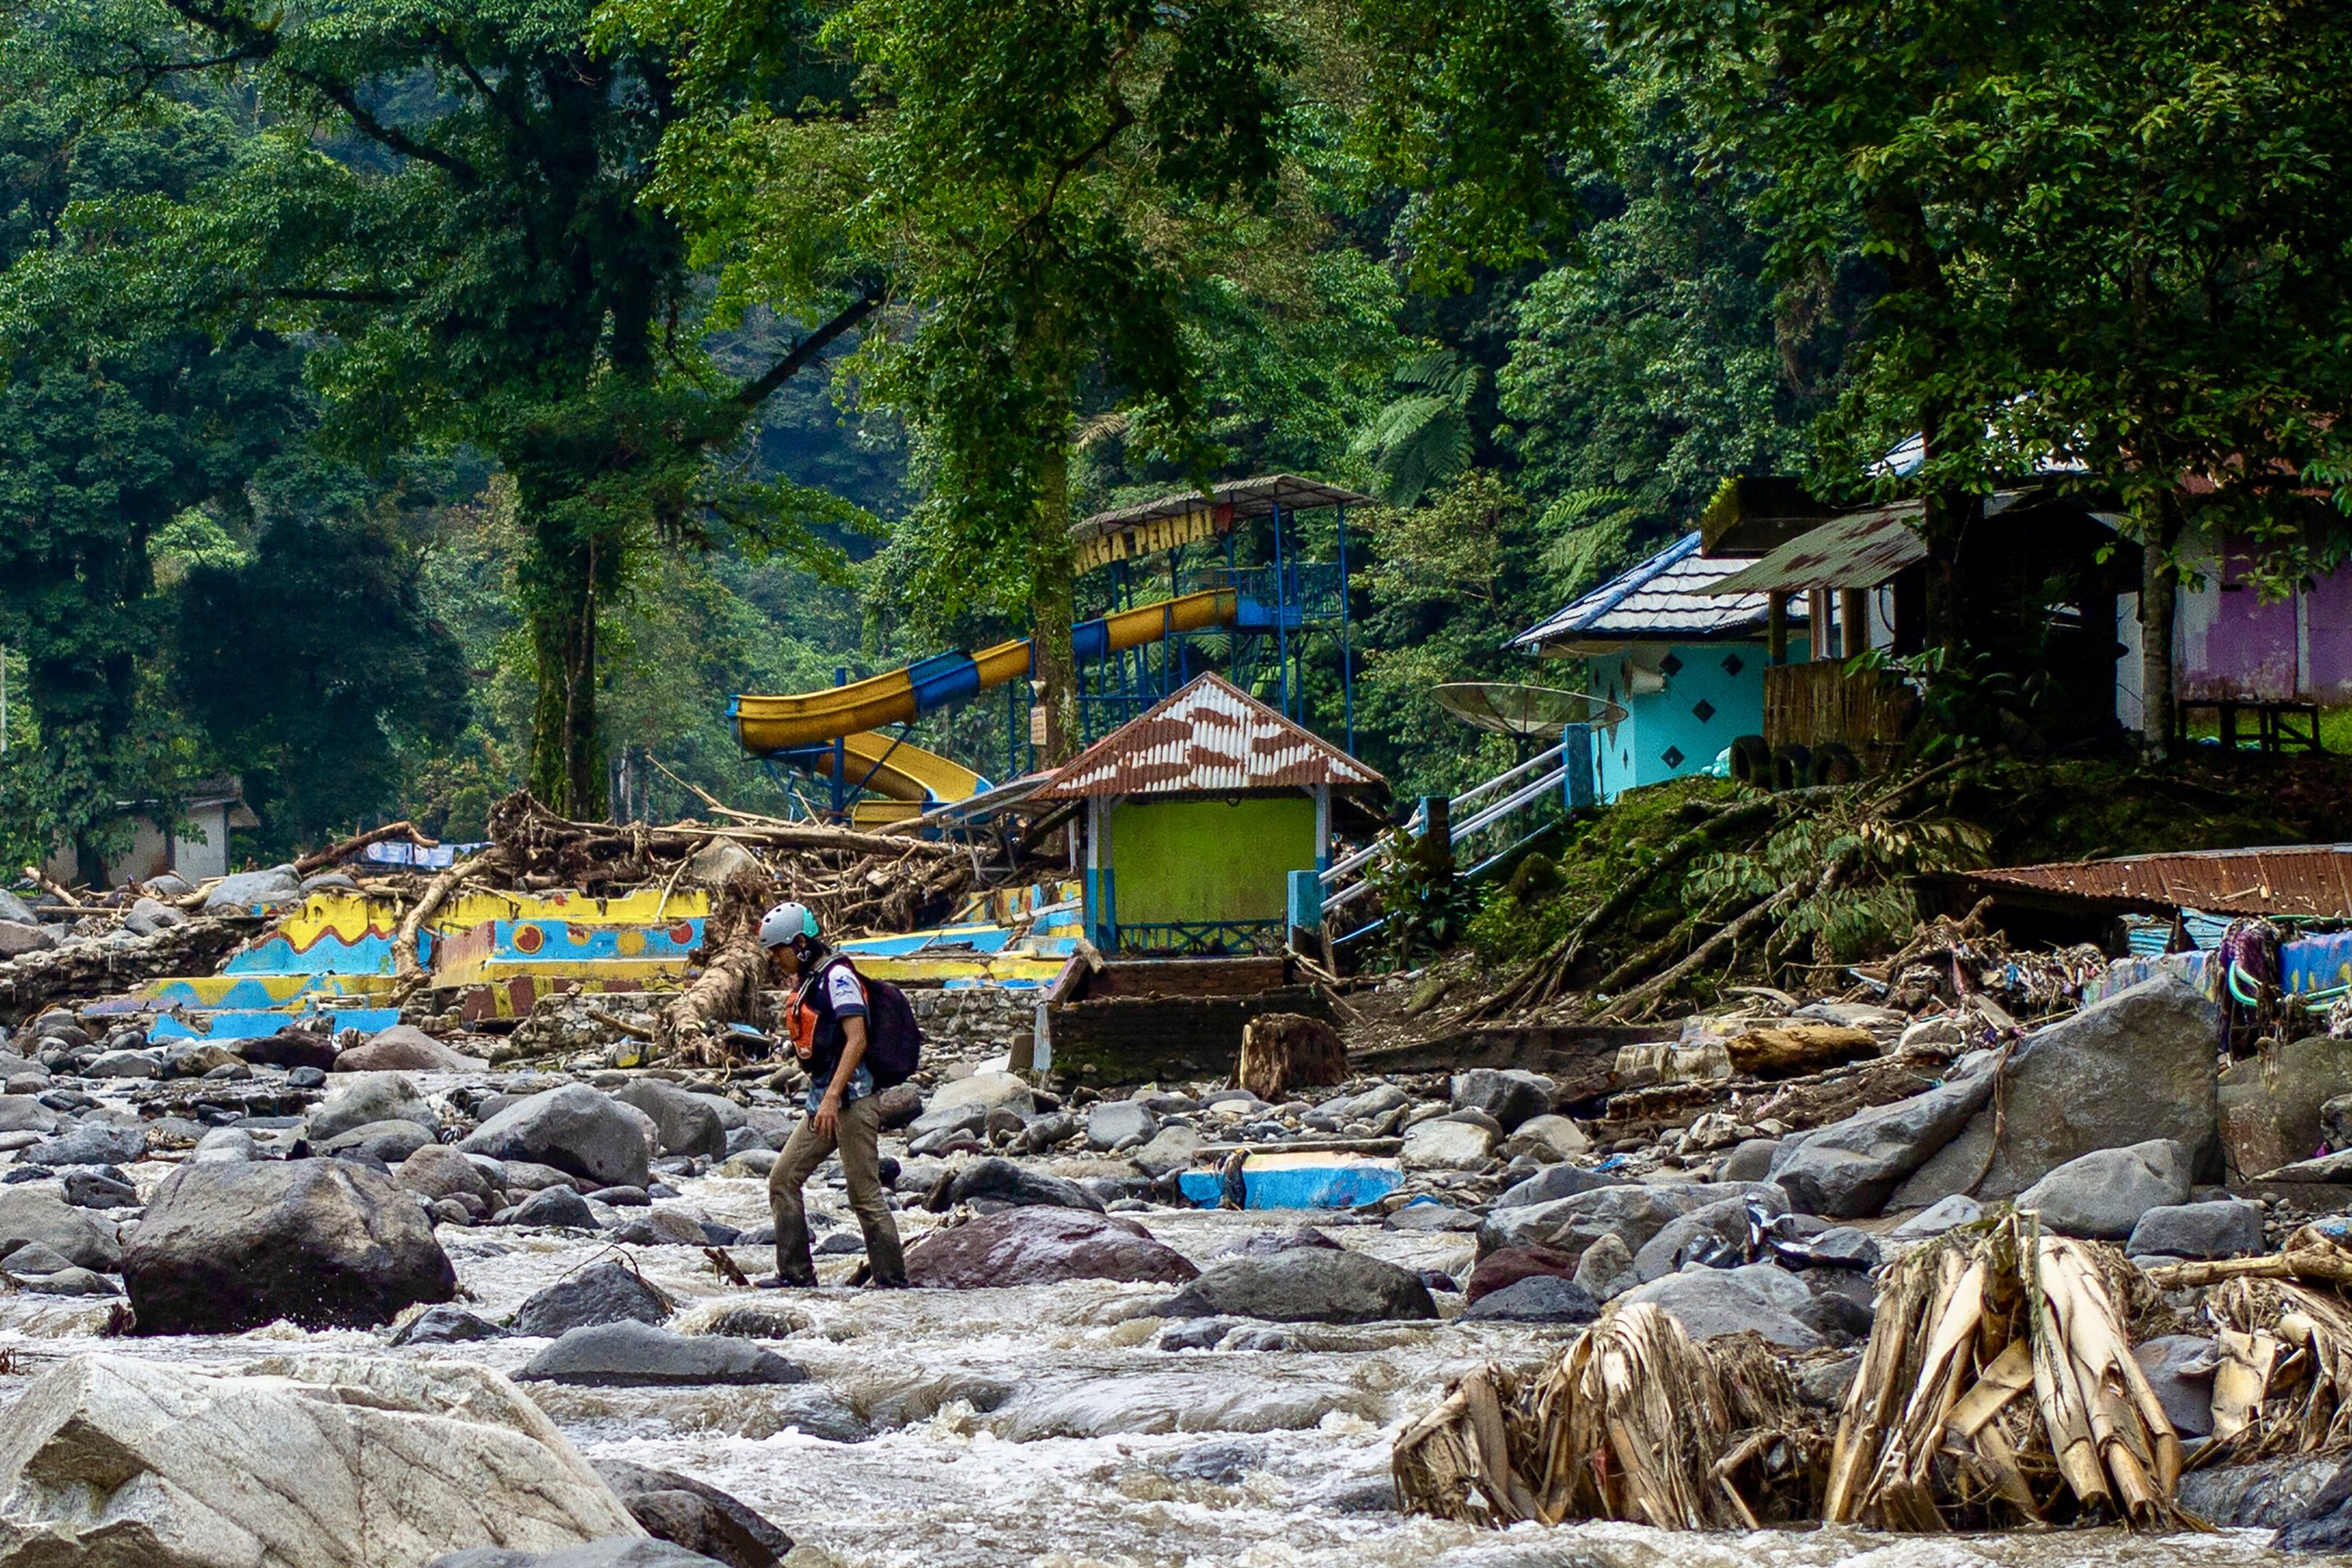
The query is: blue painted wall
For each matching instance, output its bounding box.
[1582,635,1814,801]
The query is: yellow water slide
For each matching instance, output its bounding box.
[731,588,1239,807]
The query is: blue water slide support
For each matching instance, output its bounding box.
[1338,505,1356,754]
[830,667,847,815]
[1271,502,1293,719]
[848,724,915,801]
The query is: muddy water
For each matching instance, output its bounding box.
[0,1156,2300,1568]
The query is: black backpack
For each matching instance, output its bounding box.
[823,956,923,1088]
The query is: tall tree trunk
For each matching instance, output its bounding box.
[2140,491,2184,760]
[1029,436,1081,764]
[524,520,609,819]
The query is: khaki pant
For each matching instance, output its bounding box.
[766,1094,906,1286]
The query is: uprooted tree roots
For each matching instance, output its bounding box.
[1396,1220,2352,1535]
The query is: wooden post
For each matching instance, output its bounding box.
[1841,588,1870,658]
[1767,592,1790,666]
[1806,588,1833,661]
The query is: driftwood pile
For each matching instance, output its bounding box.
[1396,1220,2352,1536]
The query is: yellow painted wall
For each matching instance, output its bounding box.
[1107,796,1314,926]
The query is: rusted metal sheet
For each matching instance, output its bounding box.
[1966,845,2352,918]
[1034,672,1386,799]
[1706,502,1929,595]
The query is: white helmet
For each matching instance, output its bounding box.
[757,901,820,951]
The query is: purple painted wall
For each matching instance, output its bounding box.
[2173,539,2352,705]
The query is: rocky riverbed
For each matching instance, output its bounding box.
[0,980,2347,1566]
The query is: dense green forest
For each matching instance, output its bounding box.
[1,0,2348,875]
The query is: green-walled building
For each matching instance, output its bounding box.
[1034,673,1387,955]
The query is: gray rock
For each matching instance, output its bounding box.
[908,1072,1033,1138]
[334,1026,486,1074]
[612,1080,729,1160]
[203,864,302,913]
[1458,1275,1599,1324]
[1634,1191,1788,1283]
[1893,976,2221,1205]
[1400,1117,1496,1171]
[1889,1193,1982,1241]
[18,1265,117,1295]
[431,1541,731,1568]
[2218,1034,2352,1178]
[507,1185,601,1230]
[1317,1083,1407,1122]
[2133,1334,2217,1438]
[1499,1114,1588,1163]
[394,1143,497,1202]
[1478,1183,1708,1261]
[517,1320,805,1387]
[0,1095,57,1135]
[611,1208,712,1247]
[905,1206,1197,1288]
[308,1071,439,1143]
[590,1458,793,1568]
[873,1082,924,1130]
[0,1187,122,1271]
[123,1159,456,1332]
[1767,1063,1995,1217]
[1621,1262,1824,1348]
[0,888,38,924]
[2016,1138,2192,1239]
[322,1119,439,1165]
[1086,1100,1157,1151]
[458,1083,657,1189]
[24,1122,150,1167]
[944,1156,1104,1212]
[1720,1138,1782,1183]
[1572,1233,1640,1303]
[2178,1452,2349,1529]
[1155,1248,1439,1323]
[0,1240,77,1275]
[0,920,57,957]
[61,1168,137,1209]
[1130,1124,1205,1178]
[1493,1163,1615,1209]
[1450,1069,1552,1132]
[123,897,187,935]
[2128,1199,2263,1260]
[394,1305,512,1346]
[512,1258,669,1336]
[1384,1202,1481,1233]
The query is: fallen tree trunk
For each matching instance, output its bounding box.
[394,852,493,979]
[294,821,436,875]
[655,867,777,1067]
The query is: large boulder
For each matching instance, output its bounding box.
[512,1259,670,1337]
[611,1081,729,1161]
[590,1460,792,1568]
[1892,975,2220,1205]
[517,1321,805,1388]
[124,1159,457,1333]
[2128,1199,2264,1260]
[395,1143,499,1203]
[1459,1275,1600,1325]
[432,1543,726,1568]
[1153,1247,1437,1323]
[335,1025,487,1074]
[1572,1233,1640,1303]
[1400,1118,1497,1171]
[907,1208,1196,1289]
[908,1072,1033,1138]
[1477,1183,1704,1261]
[1463,1244,1581,1305]
[1633,1191,1786,1283]
[1449,1069,1553,1132]
[322,1119,439,1166]
[237,1028,341,1072]
[1085,1100,1157,1151]
[942,1156,1104,1213]
[2218,1034,2352,1179]
[1129,1124,1204,1178]
[308,1071,440,1143]
[0,1186,123,1272]
[2014,1138,2192,1239]
[459,1085,657,1190]
[23,1122,150,1168]
[0,1095,57,1135]
[1621,1263,1824,1349]
[0,1354,640,1567]
[1765,1062,1995,1217]
[2133,1334,2218,1439]
[1493,1164,1614,1209]
[203,864,302,913]
[1501,1114,1589,1164]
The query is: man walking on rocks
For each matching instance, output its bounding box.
[755,902,906,1289]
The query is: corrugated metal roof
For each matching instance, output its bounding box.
[1967,845,2352,919]
[1033,673,1388,799]
[1705,502,1928,595]
[1513,534,1809,650]
[1073,475,1375,541]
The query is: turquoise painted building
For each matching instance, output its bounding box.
[1514,534,1817,801]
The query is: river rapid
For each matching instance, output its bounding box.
[0,1140,2309,1568]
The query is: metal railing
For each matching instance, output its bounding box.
[1319,740,1576,920]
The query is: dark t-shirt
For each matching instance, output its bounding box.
[796,955,871,1094]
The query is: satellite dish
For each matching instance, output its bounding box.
[1432,682,1627,739]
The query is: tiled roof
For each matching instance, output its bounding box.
[1033,674,1387,799]
[1513,534,1808,650]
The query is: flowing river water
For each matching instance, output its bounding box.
[0,1140,2313,1568]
